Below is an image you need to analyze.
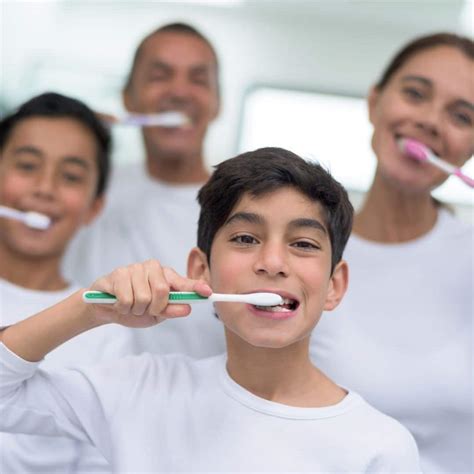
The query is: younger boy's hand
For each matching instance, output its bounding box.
[86,259,212,328]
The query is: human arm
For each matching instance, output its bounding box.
[0,259,211,449]
[0,259,211,362]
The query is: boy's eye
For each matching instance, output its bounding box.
[231,234,258,245]
[62,171,85,184]
[292,241,319,251]
[14,160,38,172]
[62,172,85,184]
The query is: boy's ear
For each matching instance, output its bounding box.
[84,195,105,226]
[187,247,211,284]
[323,260,349,312]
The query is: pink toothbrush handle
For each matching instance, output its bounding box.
[454,169,474,188]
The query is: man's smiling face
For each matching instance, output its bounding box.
[123,31,219,161]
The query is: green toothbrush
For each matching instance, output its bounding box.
[82,290,283,306]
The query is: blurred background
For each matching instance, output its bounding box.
[1,0,472,217]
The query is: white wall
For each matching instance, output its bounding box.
[2,1,467,167]
[2,1,471,221]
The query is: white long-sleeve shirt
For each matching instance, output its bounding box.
[0,280,137,473]
[310,209,473,473]
[0,343,422,472]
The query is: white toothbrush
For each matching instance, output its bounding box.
[0,206,51,230]
[115,111,190,128]
[398,138,474,188]
[82,290,284,306]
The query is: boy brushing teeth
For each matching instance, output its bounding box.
[0,147,421,471]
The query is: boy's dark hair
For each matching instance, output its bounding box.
[124,22,220,96]
[0,92,111,197]
[197,147,354,273]
[376,32,474,90]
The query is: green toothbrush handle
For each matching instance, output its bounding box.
[82,291,208,305]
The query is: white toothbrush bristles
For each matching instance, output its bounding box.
[116,111,190,128]
[23,211,51,230]
[0,206,51,229]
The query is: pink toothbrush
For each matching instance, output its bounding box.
[398,138,474,188]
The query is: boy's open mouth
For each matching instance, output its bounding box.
[254,298,299,313]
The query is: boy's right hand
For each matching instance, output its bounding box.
[86,260,212,328]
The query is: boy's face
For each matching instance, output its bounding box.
[0,117,103,259]
[189,187,348,350]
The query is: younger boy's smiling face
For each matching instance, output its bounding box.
[0,117,103,259]
[190,186,347,350]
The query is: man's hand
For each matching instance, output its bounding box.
[95,112,119,125]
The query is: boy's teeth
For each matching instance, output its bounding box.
[255,304,291,312]
[254,298,297,312]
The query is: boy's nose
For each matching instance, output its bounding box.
[33,171,55,199]
[253,243,289,278]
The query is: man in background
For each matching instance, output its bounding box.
[64,23,225,357]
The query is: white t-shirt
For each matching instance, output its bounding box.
[310,209,473,473]
[63,163,225,358]
[0,344,422,472]
[0,279,137,473]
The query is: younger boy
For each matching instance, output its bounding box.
[0,93,134,472]
[0,148,421,471]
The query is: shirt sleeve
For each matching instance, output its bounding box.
[366,423,422,473]
[0,342,113,461]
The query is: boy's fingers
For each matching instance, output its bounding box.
[144,265,211,318]
[162,267,212,296]
[90,276,112,294]
[146,263,172,316]
[130,264,152,316]
[111,267,134,315]
[89,260,211,322]
[160,304,193,318]
[193,280,213,297]
[157,267,211,318]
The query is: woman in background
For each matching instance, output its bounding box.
[310,33,473,473]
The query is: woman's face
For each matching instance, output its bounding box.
[368,45,474,193]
